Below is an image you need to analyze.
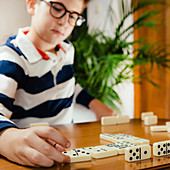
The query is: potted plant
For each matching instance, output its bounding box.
[71,0,170,113]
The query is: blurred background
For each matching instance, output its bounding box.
[0,0,169,123]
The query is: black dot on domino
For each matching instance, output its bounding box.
[163,151,166,154]
[63,151,67,153]
[158,145,160,148]
[158,152,161,155]
[161,148,163,151]
[163,144,166,147]
[129,150,133,153]
[144,151,147,154]
[136,148,139,152]
[130,157,133,161]
[133,152,136,156]
[73,154,76,156]
[136,156,139,159]
[82,151,85,153]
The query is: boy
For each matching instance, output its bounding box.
[0,0,117,167]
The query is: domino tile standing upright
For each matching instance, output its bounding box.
[125,144,151,162]
[153,140,170,156]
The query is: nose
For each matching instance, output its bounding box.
[57,13,69,26]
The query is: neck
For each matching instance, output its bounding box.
[26,30,56,53]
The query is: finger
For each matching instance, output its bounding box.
[16,155,38,167]
[33,126,71,148]
[28,133,70,163]
[46,139,66,152]
[24,147,55,167]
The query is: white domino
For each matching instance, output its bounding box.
[62,148,91,163]
[30,122,49,127]
[125,144,151,162]
[150,125,167,132]
[116,115,130,124]
[100,133,150,145]
[166,122,170,126]
[153,140,170,156]
[83,145,118,158]
[141,112,154,121]
[144,115,158,125]
[101,116,118,125]
[109,141,137,154]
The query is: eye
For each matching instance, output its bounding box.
[53,6,63,13]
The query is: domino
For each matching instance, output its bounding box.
[166,121,170,126]
[141,112,154,121]
[116,115,130,124]
[62,148,91,163]
[150,125,167,132]
[167,127,170,133]
[100,133,117,142]
[100,133,150,145]
[125,144,151,162]
[82,145,118,158]
[144,115,158,125]
[108,141,137,154]
[101,116,118,125]
[30,122,49,127]
[153,140,170,157]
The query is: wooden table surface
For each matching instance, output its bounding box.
[1,119,170,170]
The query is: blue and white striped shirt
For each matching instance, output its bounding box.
[0,27,94,130]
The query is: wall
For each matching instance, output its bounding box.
[134,1,170,118]
[0,0,31,44]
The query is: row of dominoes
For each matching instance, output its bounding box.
[62,135,170,163]
[100,133,170,162]
[62,141,138,163]
[101,115,130,126]
[100,133,150,145]
[150,121,170,132]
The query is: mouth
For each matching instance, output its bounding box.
[51,29,64,36]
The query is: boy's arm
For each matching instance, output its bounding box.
[75,86,117,120]
[88,99,118,120]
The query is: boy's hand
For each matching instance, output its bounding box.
[0,127,71,167]
[89,99,118,120]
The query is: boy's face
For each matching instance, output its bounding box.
[27,0,84,46]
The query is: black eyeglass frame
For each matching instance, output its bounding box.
[40,0,86,26]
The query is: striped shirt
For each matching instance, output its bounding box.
[0,27,94,130]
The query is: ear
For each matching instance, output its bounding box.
[26,0,37,16]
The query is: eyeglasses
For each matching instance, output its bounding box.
[40,0,86,26]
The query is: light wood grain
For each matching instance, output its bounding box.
[0,119,170,169]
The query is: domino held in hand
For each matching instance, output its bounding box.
[62,148,91,163]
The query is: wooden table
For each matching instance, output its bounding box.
[1,119,170,170]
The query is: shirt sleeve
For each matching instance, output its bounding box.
[0,113,18,133]
[75,84,95,108]
[0,51,22,132]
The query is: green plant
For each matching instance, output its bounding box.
[71,0,170,113]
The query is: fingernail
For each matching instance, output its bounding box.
[66,142,71,148]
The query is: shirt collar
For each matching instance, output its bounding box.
[13,27,67,64]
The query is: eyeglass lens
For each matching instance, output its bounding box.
[50,3,80,26]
